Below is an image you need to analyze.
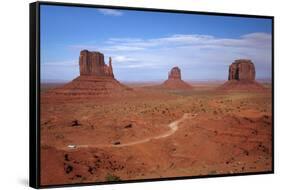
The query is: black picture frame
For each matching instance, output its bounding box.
[30,1,274,188]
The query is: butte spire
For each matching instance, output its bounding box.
[46,50,132,97]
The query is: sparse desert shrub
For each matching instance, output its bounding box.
[64,164,73,174]
[124,124,132,128]
[71,120,81,127]
[105,173,121,182]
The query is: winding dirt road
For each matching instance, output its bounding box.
[65,113,196,150]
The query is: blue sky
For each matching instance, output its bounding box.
[40,5,272,82]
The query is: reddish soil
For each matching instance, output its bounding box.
[40,82,272,186]
[44,75,132,97]
[162,79,193,90]
[218,80,266,91]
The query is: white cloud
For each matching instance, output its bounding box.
[64,32,271,81]
[113,55,138,63]
[102,32,271,51]
[97,9,123,16]
[242,32,272,40]
[106,33,271,80]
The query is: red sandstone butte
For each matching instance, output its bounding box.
[162,67,193,90]
[47,50,132,97]
[218,59,265,91]
[79,50,114,77]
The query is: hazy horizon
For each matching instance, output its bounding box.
[41,78,273,84]
[40,5,272,82]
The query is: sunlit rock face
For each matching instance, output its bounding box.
[79,50,114,78]
[228,59,255,81]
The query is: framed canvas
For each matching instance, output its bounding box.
[29,1,274,188]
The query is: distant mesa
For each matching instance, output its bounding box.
[218,59,265,91]
[168,66,182,80]
[162,66,193,90]
[46,50,132,97]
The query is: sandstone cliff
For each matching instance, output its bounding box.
[45,50,132,97]
[218,59,265,91]
[162,67,193,90]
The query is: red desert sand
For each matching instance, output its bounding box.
[40,51,272,185]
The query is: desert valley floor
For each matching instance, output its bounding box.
[40,82,272,185]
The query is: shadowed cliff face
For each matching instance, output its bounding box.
[79,50,114,78]
[228,59,256,81]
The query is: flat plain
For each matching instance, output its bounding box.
[40,82,272,185]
